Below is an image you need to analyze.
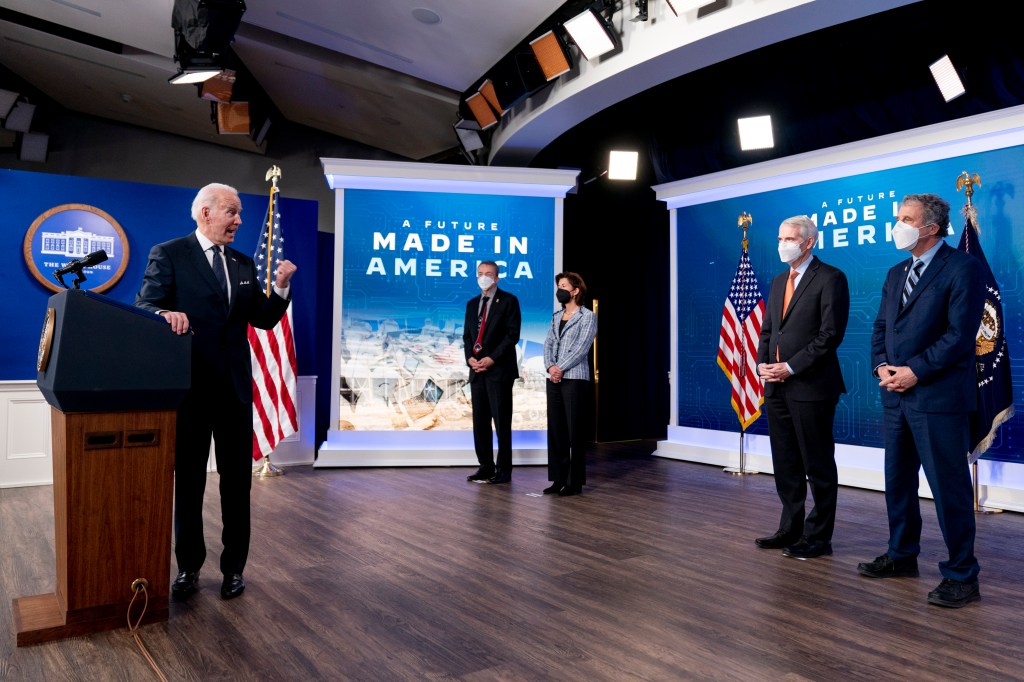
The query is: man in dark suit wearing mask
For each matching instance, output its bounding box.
[756,215,850,560]
[859,193,984,608]
[463,260,521,484]
[135,182,295,602]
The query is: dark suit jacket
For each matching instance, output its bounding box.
[871,242,983,412]
[134,232,291,400]
[757,256,850,400]
[463,288,521,383]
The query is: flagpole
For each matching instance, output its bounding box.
[957,170,1006,514]
[254,165,285,479]
[725,212,759,476]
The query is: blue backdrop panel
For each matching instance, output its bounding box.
[678,144,1024,462]
[1,169,318,381]
[338,189,555,431]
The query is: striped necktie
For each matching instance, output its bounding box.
[902,259,923,307]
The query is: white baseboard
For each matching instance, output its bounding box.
[315,429,548,467]
[656,425,1024,513]
[1,377,317,487]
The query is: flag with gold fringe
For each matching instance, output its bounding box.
[717,246,765,430]
[957,200,1014,463]
[249,174,298,461]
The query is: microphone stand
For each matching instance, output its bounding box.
[53,266,88,290]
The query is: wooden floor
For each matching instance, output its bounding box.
[3,441,1024,681]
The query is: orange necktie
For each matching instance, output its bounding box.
[777,269,798,361]
[782,269,798,317]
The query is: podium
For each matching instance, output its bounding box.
[14,290,190,646]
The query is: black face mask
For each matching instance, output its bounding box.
[556,289,573,304]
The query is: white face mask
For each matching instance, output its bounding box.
[778,241,803,264]
[477,274,495,290]
[891,220,924,251]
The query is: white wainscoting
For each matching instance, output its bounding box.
[0,376,316,488]
[656,425,1024,513]
[0,381,53,488]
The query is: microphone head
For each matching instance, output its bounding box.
[82,250,109,267]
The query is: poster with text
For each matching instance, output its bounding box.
[339,189,556,431]
[678,144,1024,462]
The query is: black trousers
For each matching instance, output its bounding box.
[764,388,838,542]
[470,377,515,473]
[546,378,590,487]
[174,382,253,576]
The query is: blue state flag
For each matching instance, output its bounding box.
[957,207,1015,462]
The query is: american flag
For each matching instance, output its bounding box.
[249,185,298,460]
[716,248,765,430]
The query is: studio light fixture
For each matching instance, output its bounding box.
[563,7,616,61]
[463,91,498,130]
[530,31,572,81]
[630,0,649,23]
[18,132,49,163]
[737,115,774,150]
[478,79,505,117]
[3,101,35,132]
[170,0,246,84]
[169,65,222,85]
[608,150,639,180]
[0,89,18,120]
[930,55,966,102]
[199,69,236,102]
[215,101,250,134]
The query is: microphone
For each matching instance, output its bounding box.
[54,250,108,277]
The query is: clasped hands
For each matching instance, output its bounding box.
[548,365,564,383]
[468,356,495,373]
[877,364,918,393]
[757,362,791,383]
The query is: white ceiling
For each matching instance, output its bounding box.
[0,0,567,159]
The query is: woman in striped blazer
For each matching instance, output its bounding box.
[543,271,598,497]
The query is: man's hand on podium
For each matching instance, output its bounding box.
[160,311,190,335]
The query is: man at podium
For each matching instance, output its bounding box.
[135,183,296,601]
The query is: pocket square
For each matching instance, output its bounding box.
[239,280,251,285]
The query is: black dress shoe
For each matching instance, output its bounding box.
[782,538,833,559]
[857,554,919,578]
[221,573,245,600]
[754,530,800,549]
[542,483,563,494]
[927,578,980,608]
[557,485,581,496]
[487,471,511,484]
[171,570,199,601]
[467,468,495,482]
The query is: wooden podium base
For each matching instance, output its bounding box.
[12,408,175,647]
[13,592,168,647]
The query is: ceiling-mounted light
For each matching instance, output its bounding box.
[563,8,616,61]
[737,115,774,151]
[478,79,505,117]
[199,69,236,101]
[169,67,222,85]
[463,92,497,130]
[529,31,572,81]
[0,89,18,120]
[608,150,638,180]
[630,0,649,23]
[930,55,966,102]
[4,101,35,132]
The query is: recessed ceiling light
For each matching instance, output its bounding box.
[412,8,441,25]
